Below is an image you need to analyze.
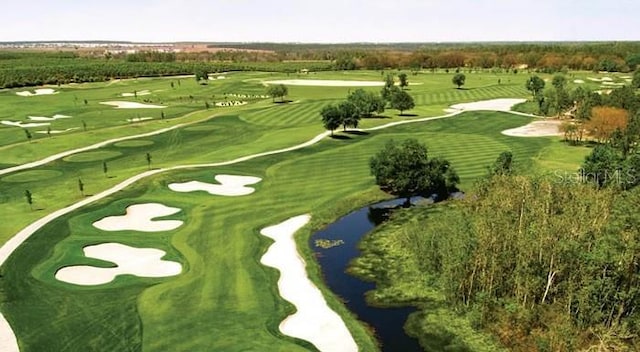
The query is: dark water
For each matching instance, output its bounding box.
[310,197,426,352]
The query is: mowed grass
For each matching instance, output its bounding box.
[0,111,576,351]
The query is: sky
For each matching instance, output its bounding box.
[0,0,638,43]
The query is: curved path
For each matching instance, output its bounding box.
[0,99,533,351]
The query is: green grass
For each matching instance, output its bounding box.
[0,70,590,351]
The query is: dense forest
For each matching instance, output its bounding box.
[1,41,639,88]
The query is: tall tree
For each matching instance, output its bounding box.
[381,74,395,101]
[390,89,415,115]
[525,75,546,98]
[267,84,288,103]
[488,151,515,176]
[452,73,466,89]
[320,104,342,136]
[347,89,385,117]
[586,107,629,143]
[337,101,359,130]
[78,178,84,196]
[102,161,108,178]
[195,69,208,83]
[369,139,459,204]
[398,73,409,90]
[551,74,567,90]
[633,69,640,89]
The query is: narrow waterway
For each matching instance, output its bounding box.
[310,198,424,352]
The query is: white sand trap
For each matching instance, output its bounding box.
[215,101,247,107]
[28,114,72,121]
[260,215,358,352]
[601,77,613,81]
[15,88,58,97]
[626,79,633,82]
[1,120,50,128]
[121,90,151,97]
[169,174,261,196]
[127,117,153,122]
[55,243,181,286]
[587,77,602,82]
[449,98,526,112]
[0,315,18,352]
[596,90,613,95]
[602,82,625,86]
[35,128,79,134]
[100,101,166,109]
[621,76,632,79]
[573,79,585,84]
[93,203,183,232]
[209,76,226,80]
[502,120,563,137]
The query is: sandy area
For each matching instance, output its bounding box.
[55,243,181,286]
[208,76,226,80]
[28,114,71,121]
[626,79,633,83]
[227,93,270,99]
[1,120,50,128]
[35,128,79,134]
[100,101,166,109]
[121,90,151,97]
[587,77,601,82]
[16,88,58,97]
[260,215,358,352]
[93,203,183,232]
[573,79,585,84]
[449,98,526,112]
[596,90,613,95]
[621,76,632,79]
[169,175,261,196]
[215,101,247,107]
[0,315,18,352]
[602,82,625,86]
[601,77,613,81]
[502,120,563,137]
[127,117,153,122]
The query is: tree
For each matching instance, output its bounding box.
[381,74,395,101]
[525,75,546,98]
[320,105,342,135]
[551,74,567,90]
[347,89,385,117]
[195,69,208,83]
[146,152,152,170]
[46,126,51,138]
[78,178,84,196]
[398,73,409,90]
[389,89,415,115]
[103,161,108,178]
[633,70,640,89]
[337,101,359,130]
[267,84,288,103]
[369,139,459,205]
[24,129,32,142]
[586,107,629,143]
[581,145,622,188]
[452,73,466,89]
[488,151,515,176]
[24,190,33,210]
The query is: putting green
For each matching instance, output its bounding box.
[114,140,155,148]
[1,169,63,183]
[63,150,122,162]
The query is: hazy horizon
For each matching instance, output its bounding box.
[1,0,638,43]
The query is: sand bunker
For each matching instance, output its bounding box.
[121,90,151,97]
[93,203,183,232]
[602,82,625,86]
[0,315,18,352]
[55,243,181,286]
[215,101,247,107]
[573,79,585,84]
[16,88,58,97]
[127,117,153,122]
[449,98,526,112]
[601,77,613,81]
[227,93,270,99]
[35,128,79,134]
[502,120,563,137]
[260,215,358,352]
[208,76,226,80]
[587,77,601,82]
[1,120,50,128]
[100,101,166,109]
[626,79,633,83]
[28,114,71,121]
[169,174,262,196]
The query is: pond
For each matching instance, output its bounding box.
[310,197,426,352]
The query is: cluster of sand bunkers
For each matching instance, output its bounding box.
[226,93,270,99]
[15,88,59,96]
[50,173,355,351]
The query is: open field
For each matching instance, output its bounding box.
[0,70,593,351]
